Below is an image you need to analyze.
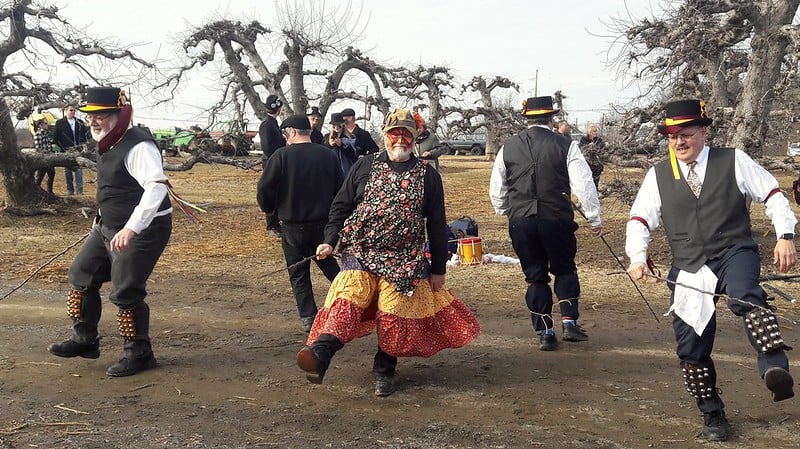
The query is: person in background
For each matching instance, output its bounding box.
[53,104,89,195]
[625,99,796,442]
[413,112,444,171]
[489,96,602,351]
[306,106,324,145]
[257,115,343,332]
[340,107,379,158]
[556,120,571,138]
[47,86,172,377]
[296,108,480,397]
[259,94,286,237]
[32,116,56,194]
[326,112,356,175]
[579,125,605,189]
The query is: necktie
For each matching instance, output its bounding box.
[686,161,702,197]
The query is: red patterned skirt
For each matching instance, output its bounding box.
[307,269,480,357]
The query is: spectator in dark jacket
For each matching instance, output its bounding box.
[340,108,379,158]
[579,125,605,189]
[53,104,89,195]
[307,106,324,145]
[257,114,344,332]
[259,94,286,236]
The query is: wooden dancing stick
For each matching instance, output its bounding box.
[0,231,90,302]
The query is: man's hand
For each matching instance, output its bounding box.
[774,239,797,273]
[627,262,647,281]
[429,273,445,292]
[316,243,334,260]
[591,224,603,237]
[110,228,136,253]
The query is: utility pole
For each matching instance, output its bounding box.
[534,69,538,96]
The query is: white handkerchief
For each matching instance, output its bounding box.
[668,265,718,336]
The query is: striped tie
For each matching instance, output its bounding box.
[686,161,702,197]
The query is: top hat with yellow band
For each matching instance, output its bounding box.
[521,96,559,118]
[657,99,713,136]
[78,87,129,112]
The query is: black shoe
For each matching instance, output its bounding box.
[562,322,589,342]
[539,333,558,351]
[297,347,327,384]
[374,374,396,397]
[301,316,315,333]
[106,354,157,377]
[701,411,730,442]
[765,367,795,402]
[48,338,100,359]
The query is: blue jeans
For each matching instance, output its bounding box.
[65,167,83,194]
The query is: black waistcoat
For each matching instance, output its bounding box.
[96,127,171,230]
[502,127,573,221]
[654,148,754,272]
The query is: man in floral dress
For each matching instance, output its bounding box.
[296,108,481,397]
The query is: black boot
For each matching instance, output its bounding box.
[296,333,342,384]
[106,303,157,377]
[702,410,730,442]
[107,339,157,377]
[48,289,102,359]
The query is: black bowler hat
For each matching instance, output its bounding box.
[306,106,322,117]
[265,94,282,113]
[520,96,559,118]
[340,108,356,117]
[329,113,344,125]
[78,87,129,112]
[657,99,713,136]
[279,114,311,130]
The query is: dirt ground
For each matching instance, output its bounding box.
[1,156,800,449]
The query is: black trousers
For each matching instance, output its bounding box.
[68,215,172,308]
[280,221,340,319]
[34,168,55,193]
[314,334,397,376]
[669,244,790,413]
[509,215,581,331]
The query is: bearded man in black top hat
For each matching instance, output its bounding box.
[625,99,796,441]
[47,86,172,377]
[489,96,602,351]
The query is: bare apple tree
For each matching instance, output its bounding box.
[0,0,157,213]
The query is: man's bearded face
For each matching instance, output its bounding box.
[384,128,414,162]
[87,111,119,142]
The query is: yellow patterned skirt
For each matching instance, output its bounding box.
[307,269,481,357]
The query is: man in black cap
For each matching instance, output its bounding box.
[306,106,324,145]
[47,86,172,377]
[625,99,796,442]
[340,107,379,158]
[259,94,286,237]
[325,112,356,174]
[257,114,344,332]
[489,96,602,351]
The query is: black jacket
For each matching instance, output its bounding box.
[259,115,285,160]
[52,116,88,151]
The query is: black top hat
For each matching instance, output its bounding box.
[280,114,311,131]
[266,94,282,112]
[329,113,344,125]
[306,106,322,117]
[340,108,356,117]
[657,99,713,135]
[520,96,559,118]
[78,87,129,112]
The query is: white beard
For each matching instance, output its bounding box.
[386,144,412,162]
[90,115,118,142]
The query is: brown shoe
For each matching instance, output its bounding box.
[297,347,324,384]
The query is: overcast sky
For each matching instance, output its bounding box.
[55,0,664,130]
